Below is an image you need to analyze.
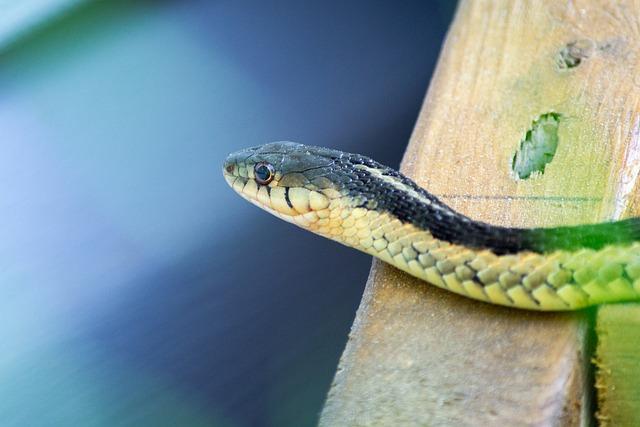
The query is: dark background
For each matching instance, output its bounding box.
[0,1,455,426]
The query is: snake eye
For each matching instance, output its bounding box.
[254,162,275,185]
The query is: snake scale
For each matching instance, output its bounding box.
[223,141,640,311]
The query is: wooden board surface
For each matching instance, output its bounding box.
[321,264,589,426]
[321,1,640,425]
[595,305,640,426]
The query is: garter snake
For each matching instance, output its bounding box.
[223,141,640,311]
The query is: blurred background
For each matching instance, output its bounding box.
[0,1,455,426]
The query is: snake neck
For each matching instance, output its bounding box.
[335,155,640,255]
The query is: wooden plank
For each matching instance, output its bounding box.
[321,0,640,425]
[321,263,589,426]
[595,305,640,426]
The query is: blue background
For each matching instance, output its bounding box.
[0,1,454,426]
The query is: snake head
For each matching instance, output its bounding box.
[223,141,351,228]
[224,141,459,251]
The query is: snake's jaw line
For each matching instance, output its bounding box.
[223,172,235,188]
[223,142,640,311]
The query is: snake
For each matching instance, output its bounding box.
[223,141,640,311]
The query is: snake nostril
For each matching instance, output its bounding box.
[225,164,234,173]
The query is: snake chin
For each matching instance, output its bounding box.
[223,170,320,229]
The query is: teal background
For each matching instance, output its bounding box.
[0,1,454,426]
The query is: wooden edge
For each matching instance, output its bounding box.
[595,305,640,426]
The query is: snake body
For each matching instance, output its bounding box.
[223,142,640,311]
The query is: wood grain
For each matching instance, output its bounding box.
[321,0,640,425]
[596,305,640,426]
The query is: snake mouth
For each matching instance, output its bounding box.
[223,170,330,229]
[224,169,310,226]
[222,168,237,188]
